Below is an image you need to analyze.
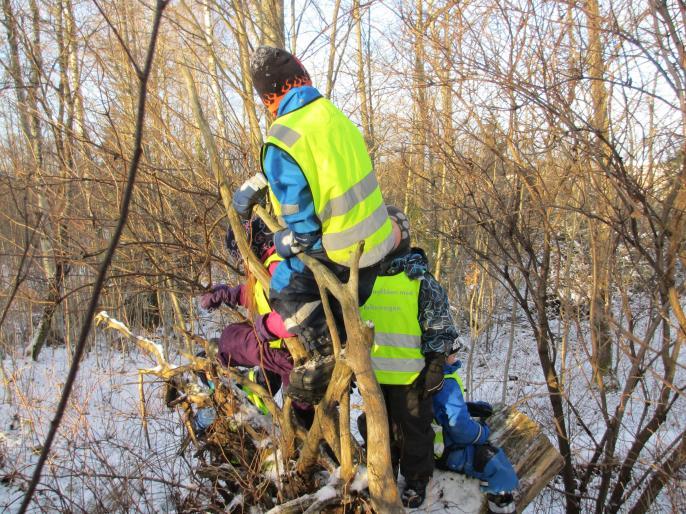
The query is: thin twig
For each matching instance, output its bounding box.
[138,371,152,450]
[91,0,143,78]
[0,215,40,335]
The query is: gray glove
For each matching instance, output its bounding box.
[274,228,302,258]
[232,173,268,219]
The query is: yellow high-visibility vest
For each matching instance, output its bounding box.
[262,97,394,267]
[253,253,284,349]
[359,272,424,385]
[444,370,465,393]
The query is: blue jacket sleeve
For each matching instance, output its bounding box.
[433,377,489,447]
[418,273,458,355]
[263,145,322,249]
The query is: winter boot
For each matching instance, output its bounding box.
[286,333,335,403]
[487,492,516,514]
[286,351,335,404]
[301,331,334,356]
[401,479,427,508]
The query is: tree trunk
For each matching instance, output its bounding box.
[353,0,374,161]
[627,430,686,514]
[258,0,284,48]
[433,8,454,280]
[231,0,263,161]
[202,3,230,151]
[4,0,67,360]
[586,0,614,384]
[531,237,580,514]
[501,299,517,404]
[324,0,342,99]
[404,0,428,216]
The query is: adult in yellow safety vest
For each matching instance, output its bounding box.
[232,46,395,404]
[358,207,456,509]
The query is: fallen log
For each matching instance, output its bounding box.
[485,405,564,512]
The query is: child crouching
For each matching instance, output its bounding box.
[433,346,519,514]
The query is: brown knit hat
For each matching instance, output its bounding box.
[250,46,312,115]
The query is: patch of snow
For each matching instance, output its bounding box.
[316,484,338,501]
[227,494,243,510]
[350,466,368,492]
[0,344,196,512]
[422,471,483,513]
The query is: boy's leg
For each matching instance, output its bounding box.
[270,255,379,403]
[438,443,518,513]
[269,254,380,344]
[472,444,519,495]
[386,385,435,507]
[382,385,402,478]
[270,258,328,342]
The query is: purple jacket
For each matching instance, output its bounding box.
[217,321,294,387]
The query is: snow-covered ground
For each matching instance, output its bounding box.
[1,293,682,512]
[0,342,490,513]
[0,344,190,512]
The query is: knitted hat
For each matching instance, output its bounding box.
[225,217,273,264]
[250,46,312,115]
[387,205,411,256]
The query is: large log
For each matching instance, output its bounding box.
[486,405,564,512]
[431,405,563,512]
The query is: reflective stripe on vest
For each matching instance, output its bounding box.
[359,273,424,385]
[253,253,284,349]
[433,422,444,457]
[262,97,395,267]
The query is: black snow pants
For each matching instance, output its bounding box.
[384,384,435,485]
[358,384,436,486]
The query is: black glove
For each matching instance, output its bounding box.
[467,400,493,420]
[232,173,268,219]
[414,352,446,399]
